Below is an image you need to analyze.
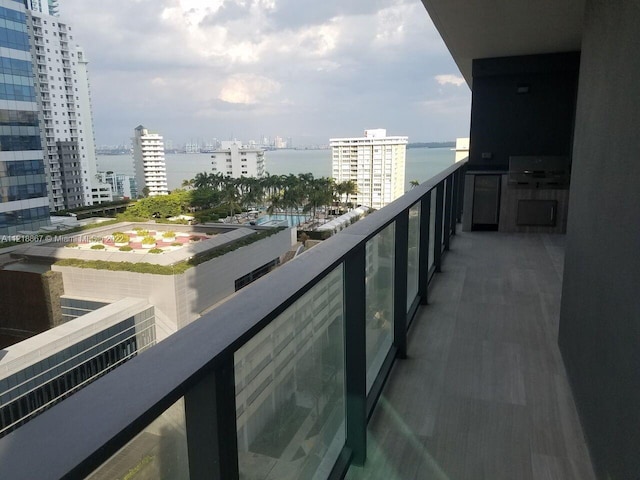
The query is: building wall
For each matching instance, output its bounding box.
[27,10,96,210]
[74,47,100,204]
[558,2,640,479]
[0,269,62,348]
[57,141,83,209]
[97,171,134,199]
[0,299,155,437]
[54,227,293,332]
[211,141,265,178]
[176,227,292,327]
[0,0,50,235]
[469,52,580,170]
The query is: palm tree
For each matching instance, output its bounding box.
[342,180,358,207]
[208,172,225,191]
[221,183,240,222]
[242,177,264,211]
[266,193,283,216]
[193,172,209,190]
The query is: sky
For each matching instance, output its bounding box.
[60,0,471,146]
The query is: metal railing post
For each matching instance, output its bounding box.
[451,171,459,236]
[457,165,466,223]
[394,210,409,358]
[444,176,453,251]
[418,192,431,305]
[434,183,444,272]
[184,354,239,480]
[344,246,367,466]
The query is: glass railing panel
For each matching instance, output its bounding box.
[407,203,420,311]
[429,189,436,270]
[365,222,395,393]
[234,265,345,480]
[87,398,189,480]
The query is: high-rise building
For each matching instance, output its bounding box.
[26,8,109,210]
[24,0,59,16]
[132,125,168,197]
[330,129,408,210]
[0,1,50,235]
[211,140,266,178]
[96,171,136,200]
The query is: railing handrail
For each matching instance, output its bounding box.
[0,159,467,480]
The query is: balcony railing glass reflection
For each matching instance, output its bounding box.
[0,160,467,480]
[235,266,345,479]
[407,203,420,311]
[365,223,395,393]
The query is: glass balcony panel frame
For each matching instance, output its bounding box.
[406,202,420,311]
[365,222,395,393]
[429,189,437,270]
[87,398,189,480]
[234,265,346,480]
[0,160,467,480]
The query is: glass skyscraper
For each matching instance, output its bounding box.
[0,0,49,234]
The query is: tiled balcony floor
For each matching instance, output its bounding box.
[347,231,596,480]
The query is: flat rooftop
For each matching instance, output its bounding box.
[7,222,264,267]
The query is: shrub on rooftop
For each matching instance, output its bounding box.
[113,232,130,246]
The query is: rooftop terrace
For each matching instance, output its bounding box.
[10,222,255,266]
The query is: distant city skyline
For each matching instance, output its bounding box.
[59,0,471,147]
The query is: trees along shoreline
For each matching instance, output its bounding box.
[126,173,359,225]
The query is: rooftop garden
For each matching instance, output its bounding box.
[64,228,204,254]
[55,227,286,275]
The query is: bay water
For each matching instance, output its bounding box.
[97,147,455,193]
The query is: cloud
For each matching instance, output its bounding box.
[435,74,466,87]
[218,74,281,104]
[58,0,470,145]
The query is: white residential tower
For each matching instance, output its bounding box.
[211,141,265,178]
[26,8,109,210]
[132,125,168,197]
[331,129,408,210]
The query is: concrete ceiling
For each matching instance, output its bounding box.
[421,0,585,86]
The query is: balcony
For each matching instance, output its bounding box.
[0,160,595,479]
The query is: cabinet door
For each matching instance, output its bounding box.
[472,175,501,227]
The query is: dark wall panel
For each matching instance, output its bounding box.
[469,52,580,170]
[559,2,640,480]
[0,270,50,347]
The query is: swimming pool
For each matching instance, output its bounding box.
[256,214,310,227]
